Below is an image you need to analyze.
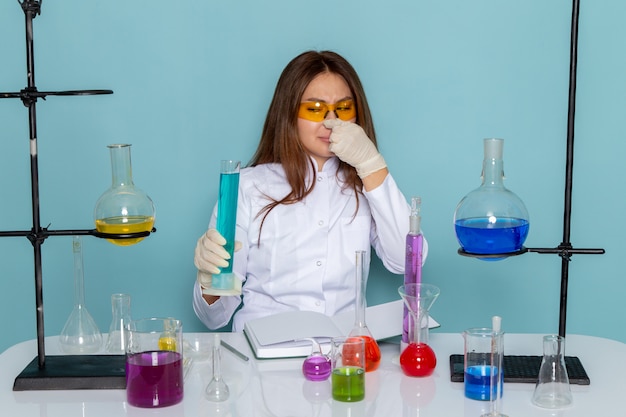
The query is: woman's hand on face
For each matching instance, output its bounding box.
[324,119,387,178]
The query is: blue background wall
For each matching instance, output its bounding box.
[1,0,623,354]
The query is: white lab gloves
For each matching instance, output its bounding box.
[324,119,387,178]
[194,228,241,288]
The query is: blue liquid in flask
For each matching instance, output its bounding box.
[455,217,529,257]
[213,170,240,289]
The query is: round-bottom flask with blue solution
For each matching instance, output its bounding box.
[454,138,529,259]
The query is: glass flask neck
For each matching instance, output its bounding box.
[111,293,131,320]
[72,236,86,307]
[354,250,367,328]
[408,308,429,344]
[105,293,131,353]
[544,334,565,357]
[212,339,223,381]
[108,144,134,187]
[481,156,505,188]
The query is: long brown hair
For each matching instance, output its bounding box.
[249,50,379,235]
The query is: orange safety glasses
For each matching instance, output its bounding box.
[298,99,356,122]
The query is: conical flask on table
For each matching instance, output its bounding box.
[454,138,529,259]
[348,250,381,372]
[398,283,440,377]
[532,335,573,409]
[94,144,155,246]
[59,237,102,354]
[104,293,131,353]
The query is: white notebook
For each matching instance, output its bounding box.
[243,300,440,359]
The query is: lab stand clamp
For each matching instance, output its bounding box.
[1,0,155,390]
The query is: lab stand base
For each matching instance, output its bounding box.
[13,355,126,391]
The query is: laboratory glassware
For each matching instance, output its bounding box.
[532,335,573,409]
[210,159,241,291]
[348,250,381,372]
[397,283,440,377]
[463,322,504,403]
[331,336,365,402]
[94,144,155,246]
[104,293,131,354]
[403,196,424,350]
[302,338,332,381]
[126,318,184,408]
[205,333,230,402]
[59,237,103,354]
[3,2,158,389]
[454,138,529,258]
[481,316,507,417]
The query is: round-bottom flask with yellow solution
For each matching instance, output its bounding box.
[94,144,155,245]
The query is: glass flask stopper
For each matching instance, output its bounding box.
[532,335,573,409]
[454,138,529,259]
[104,293,131,354]
[348,250,381,372]
[397,283,440,377]
[94,144,155,246]
[59,237,103,353]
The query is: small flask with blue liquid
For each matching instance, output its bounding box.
[454,138,529,259]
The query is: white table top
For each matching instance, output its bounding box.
[1,332,624,416]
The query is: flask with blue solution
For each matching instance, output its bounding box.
[454,138,529,259]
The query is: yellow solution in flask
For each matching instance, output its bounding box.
[158,334,177,352]
[96,215,154,246]
[94,144,155,246]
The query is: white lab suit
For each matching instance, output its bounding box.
[193,157,427,330]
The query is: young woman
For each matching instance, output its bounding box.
[193,50,427,331]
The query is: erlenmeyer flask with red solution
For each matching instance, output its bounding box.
[348,250,381,372]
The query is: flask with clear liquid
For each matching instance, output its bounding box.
[104,293,131,354]
[94,144,155,246]
[532,335,573,409]
[348,250,381,372]
[454,138,529,258]
[59,237,103,353]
